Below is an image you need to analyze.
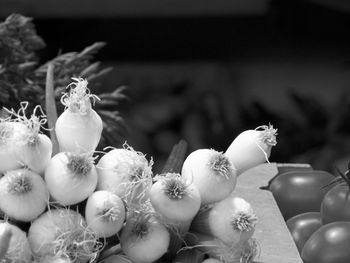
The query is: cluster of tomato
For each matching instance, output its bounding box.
[268,165,350,263]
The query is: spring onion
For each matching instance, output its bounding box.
[225,124,277,175]
[181,149,237,204]
[85,190,126,238]
[190,196,257,246]
[0,168,49,222]
[28,208,102,263]
[150,173,201,258]
[96,145,153,208]
[44,152,98,206]
[120,211,170,263]
[0,221,32,262]
[55,78,103,154]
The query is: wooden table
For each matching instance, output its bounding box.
[235,163,303,263]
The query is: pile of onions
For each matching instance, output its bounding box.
[0,75,277,263]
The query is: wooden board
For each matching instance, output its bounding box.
[235,163,303,263]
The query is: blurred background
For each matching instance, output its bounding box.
[1,0,350,173]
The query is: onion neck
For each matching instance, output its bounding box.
[61,78,98,115]
[68,98,92,115]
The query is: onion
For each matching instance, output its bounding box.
[181,149,237,204]
[150,173,201,258]
[101,254,132,263]
[55,78,103,154]
[85,190,126,238]
[0,221,32,262]
[0,168,49,222]
[44,152,98,206]
[0,121,26,174]
[96,145,153,208]
[0,103,52,175]
[28,208,102,263]
[225,124,277,175]
[40,255,72,263]
[190,196,257,246]
[120,211,170,263]
[172,248,204,263]
[186,232,258,263]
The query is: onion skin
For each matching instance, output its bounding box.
[0,169,49,222]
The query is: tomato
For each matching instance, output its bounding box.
[301,221,350,263]
[268,170,334,220]
[286,212,323,253]
[276,163,313,175]
[320,183,350,224]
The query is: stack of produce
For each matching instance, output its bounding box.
[0,77,278,263]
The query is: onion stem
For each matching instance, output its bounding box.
[45,62,59,156]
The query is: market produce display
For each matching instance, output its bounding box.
[0,77,279,263]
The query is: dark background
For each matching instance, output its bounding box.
[2,0,350,173]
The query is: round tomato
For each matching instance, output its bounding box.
[301,221,350,263]
[286,212,323,253]
[320,183,350,224]
[269,170,334,220]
